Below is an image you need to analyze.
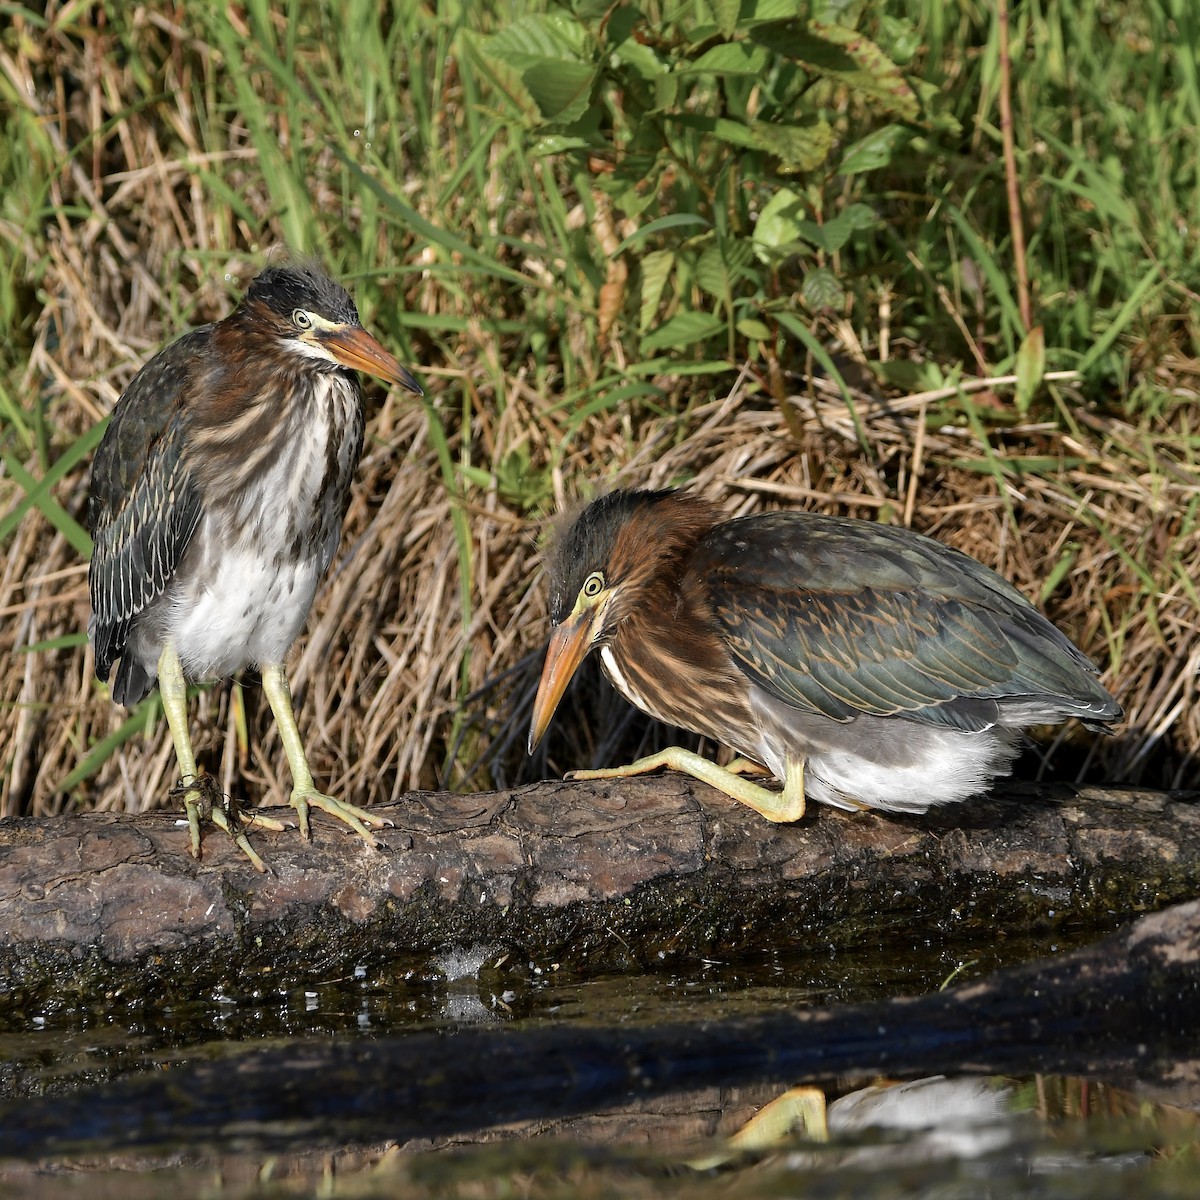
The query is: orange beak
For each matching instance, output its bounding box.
[527,609,601,754]
[324,325,423,395]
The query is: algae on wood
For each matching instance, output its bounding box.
[0,778,1196,1012]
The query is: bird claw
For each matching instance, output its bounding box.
[290,788,388,850]
[172,775,268,872]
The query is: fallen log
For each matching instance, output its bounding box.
[1,897,1197,1159]
[0,778,1196,1012]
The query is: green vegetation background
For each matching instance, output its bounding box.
[1,0,1198,816]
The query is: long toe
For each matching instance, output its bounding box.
[291,788,390,849]
[208,806,268,873]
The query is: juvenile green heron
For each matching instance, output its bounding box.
[528,489,1122,820]
[88,261,421,867]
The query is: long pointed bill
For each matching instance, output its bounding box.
[528,609,601,755]
[323,325,423,395]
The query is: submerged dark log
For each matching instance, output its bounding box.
[0,778,1197,1012]
[0,899,1197,1159]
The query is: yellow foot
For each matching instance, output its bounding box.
[171,775,268,873]
[689,1086,829,1170]
[566,746,807,823]
[290,787,391,848]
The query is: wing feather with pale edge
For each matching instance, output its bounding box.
[87,332,207,681]
[693,512,1110,731]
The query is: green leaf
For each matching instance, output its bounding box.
[1077,263,1163,376]
[58,702,157,793]
[639,249,675,333]
[17,632,89,655]
[1014,325,1046,413]
[1039,544,1080,605]
[708,0,741,39]
[708,118,832,172]
[678,43,771,76]
[801,266,845,310]
[753,188,807,251]
[814,202,878,251]
[774,310,866,447]
[471,14,597,125]
[878,14,920,64]
[750,19,920,121]
[529,134,591,156]
[737,317,774,340]
[695,243,731,304]
[0,417,108,557]
[613,38,668,81]
[749,119,833,172]
[461,31,542,123]
[641,310,725,352]
[739,0,808,23]
[837,125,909,175]
[612,213,711,256]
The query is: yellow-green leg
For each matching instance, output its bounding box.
[260,661,388,849]
[157,645,268,872]
[566,747,807,823]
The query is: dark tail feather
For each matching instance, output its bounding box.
[113,656,155,707]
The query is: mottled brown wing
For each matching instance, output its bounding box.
[694,511,1107,731]
[87,332,207,683]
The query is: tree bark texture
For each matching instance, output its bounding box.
[1,777,1196,1012]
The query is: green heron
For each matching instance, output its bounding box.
[88,262,421,868]
[527,489,1122,820]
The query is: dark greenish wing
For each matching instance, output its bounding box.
[87,331,207,683]
[694,512,1102,731]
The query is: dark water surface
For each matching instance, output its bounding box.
[0,928,1196,1198]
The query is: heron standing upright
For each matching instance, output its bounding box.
[528,489,1122,820]
[87,261,422,868]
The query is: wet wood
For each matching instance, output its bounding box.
[0,778,1197,1010]
[1,897,1197,1159]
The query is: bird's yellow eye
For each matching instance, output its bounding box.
[582,571,605,599]
[292,309,313,329]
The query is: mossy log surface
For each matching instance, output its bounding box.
[1,777,1197,1012]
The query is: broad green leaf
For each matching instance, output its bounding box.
[878,14,920,64]
[461,31,542,123]
[709,0,741,38]
[754,188,807,250]
[838,125,909,175]
[750,19,920,121]
[814,202,878,251]
[708,117,757,149]
[801,266,845,310]
[709,118,832,172]
[738,317,774,340]
[614,38,668,81]
[748,119,833,171]
[472,14,597,125]
[679,43,771,76]
[522,60,596,125]
[639,249,675,333]
[739,0,807,23]
[1014,325,1046,413]
[695,243,731,304]
[641,310,724,352]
